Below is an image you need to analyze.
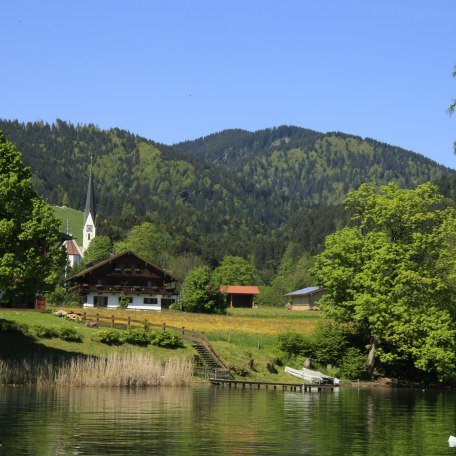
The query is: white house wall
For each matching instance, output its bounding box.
[83,293,178,311]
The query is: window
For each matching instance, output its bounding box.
[94,296,108,307]
[143,298,158,305]
[118,296,133,304]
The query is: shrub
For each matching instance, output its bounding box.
[150,330,184,349]
[59,327,83,342]
[93,330,124,346]
[311,323,348,365]
[255,286,287,307]
[0,319,29,335]
[32,325,60,339]
[118,291,129,309]
[338,347,369,380]
[123,329,151,346]
[277,332,313,358]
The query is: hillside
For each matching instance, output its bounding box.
[175,126,454,209]
[1,119,454,277]
[52,206,83,242]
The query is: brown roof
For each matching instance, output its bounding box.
[64,239,82,256]
[66,250,178,282]
[220,285,260,295]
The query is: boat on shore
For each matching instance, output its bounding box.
[285,366,340,385]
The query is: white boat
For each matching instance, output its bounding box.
[285,366,340,385]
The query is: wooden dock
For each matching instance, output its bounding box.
[209,378,338,392]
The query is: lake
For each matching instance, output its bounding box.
[0,385,455,455]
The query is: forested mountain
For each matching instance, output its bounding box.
[176,126,452,209]
[0,119,454,282]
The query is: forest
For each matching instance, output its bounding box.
[1,119,455,290]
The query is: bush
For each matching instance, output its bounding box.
[338,347,369,380]
[123,329,151,346]
[59,327,83,342]
[150,330,184,349]
[93,330,124,346]
[32,325,60,339]
[311,323,348,365]
[118,291,129,309]
[277,332,313,358]
[255,286,287,307]
[179,266,227,314]
[46,286,82,306]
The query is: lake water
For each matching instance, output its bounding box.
[0,385,455,455]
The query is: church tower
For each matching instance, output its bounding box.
[82,159,96,253]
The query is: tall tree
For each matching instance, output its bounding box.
[312,182,456,382]
[0,132,66,304]
[179,266,226,314]
[114,222,175,268]
[213,255,257,286]
[82,235,113,265]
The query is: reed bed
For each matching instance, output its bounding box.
[0,352,193,387]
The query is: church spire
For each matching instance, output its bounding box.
[83,156,95,226]
[82,157,96,253]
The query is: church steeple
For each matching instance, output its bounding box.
[82,157,96,252]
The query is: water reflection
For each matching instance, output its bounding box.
[0,386,455,455]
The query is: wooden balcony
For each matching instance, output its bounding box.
[68,284,175,295]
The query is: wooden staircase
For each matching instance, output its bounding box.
[72,311,233,379]
[191,341,232,379]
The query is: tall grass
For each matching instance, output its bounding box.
[0,352,193,387]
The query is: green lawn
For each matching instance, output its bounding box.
[53,206,83,242]
[0,310,192,360]
[0,307,325,382]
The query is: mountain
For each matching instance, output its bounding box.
[1,119,454,278]
[175,126,453,210]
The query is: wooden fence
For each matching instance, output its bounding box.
[78,311,230,371]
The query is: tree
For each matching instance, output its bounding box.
[82,235,113,265]
[114,222,175,267]
[178,266,226,314]
[312,182,456,382]
[213,256,257,286]
[0,132,66,304]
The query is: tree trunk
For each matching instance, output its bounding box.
[367,336,379,373]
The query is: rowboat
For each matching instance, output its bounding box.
[285,366,340,385]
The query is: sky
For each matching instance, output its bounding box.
[1,0,455,169]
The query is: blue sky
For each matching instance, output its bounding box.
[1,0,455,168]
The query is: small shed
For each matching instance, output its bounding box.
[220,285,260,308]
[285,286,324,310]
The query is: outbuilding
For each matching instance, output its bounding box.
[285,286,325,310]
[219,285,260,308]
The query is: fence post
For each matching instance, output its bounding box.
[83,312,86,321]
[111,315,114,328]
[163,322,166,331]
[182,326,185,335]
[144,319,148,331]
[96,313,100,323]
[127,316,131,330]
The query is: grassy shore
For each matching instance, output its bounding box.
[0,307,324,384]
